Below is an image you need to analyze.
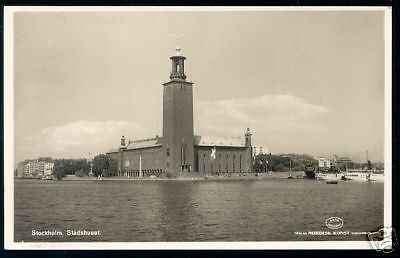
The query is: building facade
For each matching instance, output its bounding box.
[18,159,54,178]
[107,47,253,177]
[318,156,337,171]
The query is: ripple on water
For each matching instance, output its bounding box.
[14,179,383,242]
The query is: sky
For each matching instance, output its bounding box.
[13,10,386,163]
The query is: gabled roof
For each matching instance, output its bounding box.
[126,137,162,150]
[194,135,245,147]
[108,136,163,153]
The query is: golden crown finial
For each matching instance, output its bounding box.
[172,33,183,55]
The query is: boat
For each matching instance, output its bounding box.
[367,172,384,182]
[316,172,341,181]
[41,175,53,180]
[342,171,368,182]
[341,174,351,181]
[316,166,342,184]
[341,151,384,182]
[326,180,338,184]
[343,170,384,182]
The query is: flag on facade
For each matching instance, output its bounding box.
[210,146,216,160]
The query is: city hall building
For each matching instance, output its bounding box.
[107,47,253,177]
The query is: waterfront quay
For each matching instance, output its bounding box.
[30,171,307,181]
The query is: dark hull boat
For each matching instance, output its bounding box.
[326,180,338,184]
[304,166,316,179]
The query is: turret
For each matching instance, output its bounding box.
[120,135,127,149]
[245,127,252,147]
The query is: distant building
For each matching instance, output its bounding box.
[318,157,336,170]
[252,146,269,156]
[23,162,35,177]
[336,157,351,169]
[107,47,253,177]
[15,162,25,178]
[43,162,54,176]
[20,159,54,178]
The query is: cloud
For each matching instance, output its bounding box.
[195,94,329,136]
[18,96,329,160]
[21,120,147,159]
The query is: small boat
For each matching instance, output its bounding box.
[326,180,338,184]
[341,175,351,181]
[41,175,53,180]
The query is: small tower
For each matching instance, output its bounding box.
[245,127,252,147]
[120,135,127,149]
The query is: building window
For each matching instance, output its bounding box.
[181,144,186,165]
[233,155,236,173]
[195,153,199,172]
[240,155,242,172]
[203,153,206,173]
[218,154,221,172]
[226,154,229,173]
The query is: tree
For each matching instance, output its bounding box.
[74,160,90,177]
[52,158,91,179]
[52,161,66,180]
[254,153,318,172]
[254,153,269,172]
[92,154,119,177]
[92,154,108,177]
[108,158,118,177]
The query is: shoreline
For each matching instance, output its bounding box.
[16,171,308,182]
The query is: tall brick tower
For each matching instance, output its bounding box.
[162,46,194,176]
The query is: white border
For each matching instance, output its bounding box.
[383,7,392,233]
[3,6,392,250]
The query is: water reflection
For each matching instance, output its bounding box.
[158,181,196,241]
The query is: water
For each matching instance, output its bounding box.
[14,179,383,242]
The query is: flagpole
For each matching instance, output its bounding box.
[139,154,142,178]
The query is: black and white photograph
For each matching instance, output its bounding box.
[3,6,392,250]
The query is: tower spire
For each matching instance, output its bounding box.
[172,33,183,56]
